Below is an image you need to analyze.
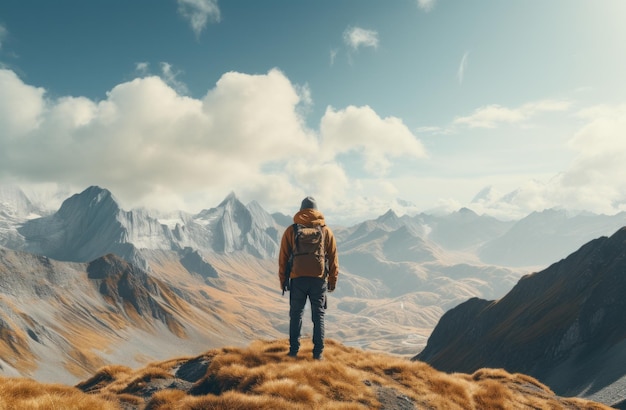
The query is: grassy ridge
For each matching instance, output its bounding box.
[0,339,612,409]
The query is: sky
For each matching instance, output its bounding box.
[1,1,626,224]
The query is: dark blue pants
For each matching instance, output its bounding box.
[289,276,327,356]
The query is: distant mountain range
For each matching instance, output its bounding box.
[1,184,626,407]
[415,227,626,408]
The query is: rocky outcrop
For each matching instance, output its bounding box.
[415,227,626,406]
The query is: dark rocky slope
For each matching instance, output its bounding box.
[415,227,626,407]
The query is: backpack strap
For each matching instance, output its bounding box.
[292,223,299,253]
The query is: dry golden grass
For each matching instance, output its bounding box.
[0,376,118,410]
[0,339,614,409]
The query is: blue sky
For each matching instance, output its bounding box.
[1,1,626,223]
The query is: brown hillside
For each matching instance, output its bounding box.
[1,339,609,409]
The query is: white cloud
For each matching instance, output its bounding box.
[417,0,437,12]
[454,99,573,129]
[0,24,7,49]
[134,61,188,95]
[177,0,221,37]
[330,48,338,66]
[558,104,626,210]
[0,68,428,220]
[160,62,189,95]
[0,69,46,137]
[135,62,150,75]
[343,26,379,51]
[320,105,427,175]
[462,104,626,218]
[457,51,469,84]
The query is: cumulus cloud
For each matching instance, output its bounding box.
[559,104,626,210]
[417,0,437,12]
[0,69,46,137]
[343,26,379,51]
[0,68,426,220]
[320,105,427,175]
[177,0,221,37]
[134,62,189,95]
[454,99,572,128]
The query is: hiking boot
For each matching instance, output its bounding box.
[287,351,298,358]
[313,353,323,360]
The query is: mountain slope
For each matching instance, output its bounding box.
[0,248,250,383]
[5,184,626,388]
[415,227,626,407]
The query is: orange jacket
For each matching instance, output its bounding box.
[278,209,339,290]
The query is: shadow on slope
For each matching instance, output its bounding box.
[87,254,187,336]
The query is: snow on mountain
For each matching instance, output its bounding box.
[193,192,280,258]
[17,186,156,269]
[0,185,39,249]
[14,186,282,268]
[0,185,38,220]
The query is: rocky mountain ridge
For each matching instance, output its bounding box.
[4,184,626,268]
[11,186,281,271]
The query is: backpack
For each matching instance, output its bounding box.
[291,224,326,277]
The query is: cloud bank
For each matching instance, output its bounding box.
[1,67,624,223]
[0,68,425,220]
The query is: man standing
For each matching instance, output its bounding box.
[279,196,338,360]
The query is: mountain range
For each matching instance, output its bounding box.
[1,184,626,407]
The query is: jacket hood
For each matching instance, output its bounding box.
[293,209,325,226]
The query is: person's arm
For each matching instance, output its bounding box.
[325,228,339,291]
[278,226,293,290]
